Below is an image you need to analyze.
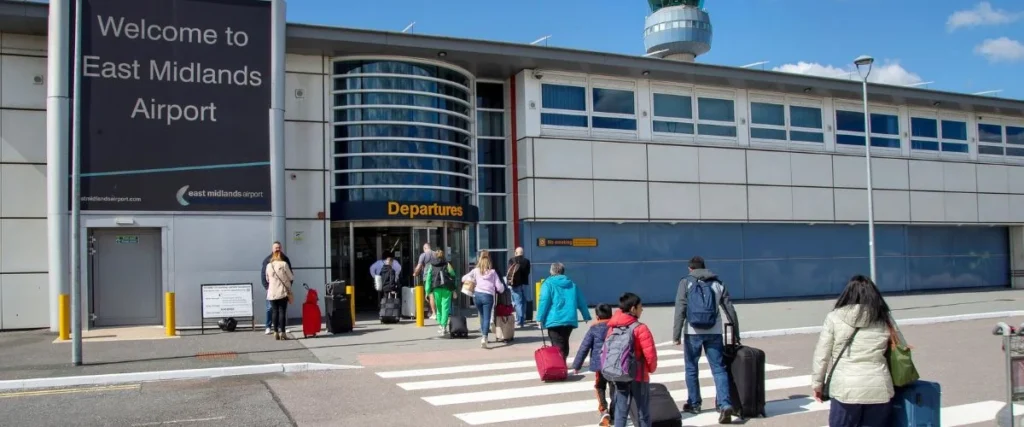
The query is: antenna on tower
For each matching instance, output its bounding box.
[530,35,552,46]
[401,21,416,33]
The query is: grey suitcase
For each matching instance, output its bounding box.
[402,286,419,319]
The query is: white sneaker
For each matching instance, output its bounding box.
[264,328,273,335]
[480,336,488,349]
[438,326,446,336]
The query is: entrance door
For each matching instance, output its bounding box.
[90,228,162,327]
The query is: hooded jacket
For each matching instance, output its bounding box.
[423,258,455,294]
[462,268,505,296]
[605,311,658,382]
[672,268,739,339]
[536,275,591,329]
[810,304,894,404]
[571,319,609,373]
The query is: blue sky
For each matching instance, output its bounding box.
[287,0,1024,100]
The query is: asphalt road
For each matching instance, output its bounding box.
[4,316,1023,426]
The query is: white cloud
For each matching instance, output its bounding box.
[946,2,1021,32]
[772,61,923,86]
[974,37,1024,62]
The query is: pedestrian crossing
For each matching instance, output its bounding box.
[373,344,1020,426]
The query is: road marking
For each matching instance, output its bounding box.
[131,416,226,426]
[378,350,695,379]
[423,364,791,406]
[454,375,811,425]
[0,384,139,399]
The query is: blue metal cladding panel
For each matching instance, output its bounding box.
[521,222,1009,306]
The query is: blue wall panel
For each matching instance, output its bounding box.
[521,222,1009,306]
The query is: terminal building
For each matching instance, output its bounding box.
[0,0,1020,331]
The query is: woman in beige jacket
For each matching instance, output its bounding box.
[811,275,894,427]
[265,251,294,340]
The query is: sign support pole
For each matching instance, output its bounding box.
[46,0,71,333]
[70,0,84,366]
[269,0,286,245]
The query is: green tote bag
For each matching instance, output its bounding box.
[887,320,920,387]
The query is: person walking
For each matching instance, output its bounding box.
[261,241,292,335]
[571,303,614,426]
[811,275,895,427]
[462,250,505,348]
[506,247,532,327]
[413,243,438,319]
[536,262,591,359]
[424,250,457,336]
[671,256,739,424]
[607,292,658,427]
[264,249,294,341]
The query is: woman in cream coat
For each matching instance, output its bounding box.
[265,251,294,340]
[811,275,895,427]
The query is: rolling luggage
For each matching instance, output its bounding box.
[300,284,321,338]
[401,286,420,319]
[325,293,353,334]
[493,288,515,342]
[379,291,401,324]
[890,380,941,426]
[722,323,767,419]
[535,329,568,382]
[448,292,469,338]
[629,383,682,427]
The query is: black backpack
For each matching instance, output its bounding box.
[433,263,457,290]
[380,263,398,292]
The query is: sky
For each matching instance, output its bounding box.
[286,0,1024,100]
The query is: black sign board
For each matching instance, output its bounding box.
[331,201,480,222]
[76,0,272,211]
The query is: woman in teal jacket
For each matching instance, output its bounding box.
[537,262,591,359]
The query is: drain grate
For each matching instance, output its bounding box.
[195,351,238,360]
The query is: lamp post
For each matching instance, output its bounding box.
[854,54,877,283]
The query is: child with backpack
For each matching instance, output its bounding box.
[424,250,457,336]
[603,292,658,427]
[571,304,614,426]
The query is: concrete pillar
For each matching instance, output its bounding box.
[1011,226,1024,289]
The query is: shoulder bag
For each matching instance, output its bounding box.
[887,317,920,387]
[822,327,859,402]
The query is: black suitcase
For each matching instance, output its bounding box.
[722,323,766,419]
[324,294,353,333]
[628,383,682,427]
[379,291,401,324]
[447,292,469,338]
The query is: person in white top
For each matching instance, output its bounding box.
[264,251,294,341]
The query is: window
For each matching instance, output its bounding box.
[750,102,786,141]
[910,117,939,151]
[477,167,506,193]
[978,123,1005,157]
[478,224,508,251]
[478,195,507,222]
[478,138,505,165]
[540,84,587,128]
[910,116,969,155]
[835,108,901,149]
[697,96,736,137]
[748,98,824,144]
[789,105,824,143]
[1006,126,1024,146]
[591,87,637,131]
[476,82,504,109]
[652,92,694,136]
[477,111,504,137]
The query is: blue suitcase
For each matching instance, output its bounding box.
[890,380,941,427]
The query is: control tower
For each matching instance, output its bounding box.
[643,0,712,62]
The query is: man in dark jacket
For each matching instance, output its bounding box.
[506,247,532,327]
[261,241,292,335]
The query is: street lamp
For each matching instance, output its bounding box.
[854,54,877,283]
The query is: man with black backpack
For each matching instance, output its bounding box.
[671,256,740,424]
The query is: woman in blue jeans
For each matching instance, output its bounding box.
[462,251,504,348]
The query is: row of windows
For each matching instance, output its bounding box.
[334,93,470,116]
[334,108,470,131]
[334,125,471,145]
[333,60,471,88]
[333,139,471,159]
[334,172,472,190]
[332,157,472,175]
[336,188,471,205]
[476,82,509,252]
[644,19,712,36]
[977,123,1024,157]
[330,157,505,192]
[333,77,470,102]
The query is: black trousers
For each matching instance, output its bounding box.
[547,326,573,360]
[270,298,288,333]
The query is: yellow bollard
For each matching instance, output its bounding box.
[346,285,355,326]
[535,280,542,312]
[58,294,70,341]
[415,285,426,327]
[164,292,176,337]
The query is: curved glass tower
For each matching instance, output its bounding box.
[644,0,712,61]
[331,59,475,206]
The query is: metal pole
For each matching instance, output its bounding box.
[861,77,877,283]
[46,0,71,333]
[269,0,287,245]
[70,0,84,366]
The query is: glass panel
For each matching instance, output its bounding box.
[978,145,1005,155]
[334,125,470,145]
[478,195,507,221]
[445,226,467,282]
[541,84,586,111]
[750,102,785,126]
[910,117,938,138]
[941,142,969,153]
[750,127,786,140]
[697,97,735,122]
[334,140,471,159]
[1007,147,1024,157]
[870,114,899,135]
[338,188,470,204]
[790,130,824,143]
[476,82,504,109]
[1007,126,1024,145]
[837,134,865,146]
[477,138,505,165]
[979,124,1003,143]
[333,77,469,101]
[592,88,636,115]
[653,120,694,134]
[479,224,508,251]
[941,120,968,141]
[592,117,638,130]
[652,93,692,119]
[911,140,939,151]
[334,108,469,130]
[477,111,504,137]
[336,172,470,189]
[698,124,737,137]
[334,93,470,116]
[478,167,506,193]
[541,113,587,127]
[333,60,470,87]
[836,110,865,133]
[334,157,472,175]
[790,106,823,129]
[871,137,901,148]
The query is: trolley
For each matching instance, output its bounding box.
[993,322,1024,426]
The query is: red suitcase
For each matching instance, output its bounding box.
[301,284,321,338]
[535,329,568,382]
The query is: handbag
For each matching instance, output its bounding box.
[822,328,859,402]
[461,280,476,297]
[887,320,920,387]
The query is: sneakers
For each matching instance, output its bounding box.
[682,403,701,415]
[264,328,273,335]
[598,413,610,426]
[717,406,734,424]
[480,336,488,349]
[438,326,446,336]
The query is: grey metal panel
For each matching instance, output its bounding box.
[91,228,162,327]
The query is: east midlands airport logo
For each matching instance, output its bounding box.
[176,185,265,206]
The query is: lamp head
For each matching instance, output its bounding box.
[854,55,874,67]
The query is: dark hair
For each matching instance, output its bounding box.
[618,292,642,313]
[834,275,891,325]
[689,256,705,270]
[595,303,613,320]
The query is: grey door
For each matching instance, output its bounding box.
[91,228,162,327]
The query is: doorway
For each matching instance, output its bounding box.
[88,228,163,327]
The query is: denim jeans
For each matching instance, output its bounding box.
[684,334,732,410]
[510,285,526,326]
[474,292,494,336]
[612,381,650,427]
[265,299,273,329]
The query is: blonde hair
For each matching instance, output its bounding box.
[271,252,284,262]
[476,250,491,273]
[434,249,445,260]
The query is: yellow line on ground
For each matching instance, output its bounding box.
[0,384,140,399]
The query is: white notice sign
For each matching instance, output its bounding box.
[201,284,254,318]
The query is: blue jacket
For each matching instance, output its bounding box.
[572,320,609,372]
[536,275,591,329]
